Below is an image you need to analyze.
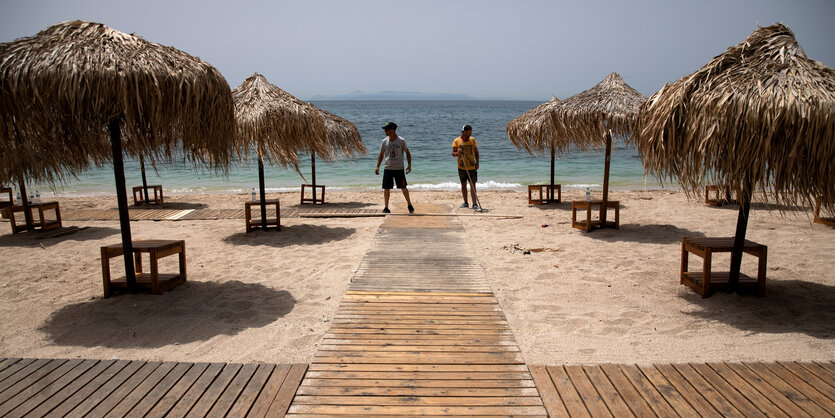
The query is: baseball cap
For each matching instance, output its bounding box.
[382,122,397,130]
[461,124,473,131]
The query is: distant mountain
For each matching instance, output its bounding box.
[309,90,495,100]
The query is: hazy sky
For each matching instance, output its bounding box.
[2,0,833,100]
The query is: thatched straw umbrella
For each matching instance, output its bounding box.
[506,96,563,201]
[232,73,329,227]
[303,107,366,203]
[634,23,835,290]
[552,72,646,224]
[0,20,235,291]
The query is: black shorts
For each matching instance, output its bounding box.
[458,168,477,184]
[382,169,407,189]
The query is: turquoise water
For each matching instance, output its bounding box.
[22,100,666,197]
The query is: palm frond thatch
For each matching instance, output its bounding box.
[232,73,328,170]
[633,23,835,208]
[0,20,235,185]
[506,96,562,155]
[319,108,367,160]
[552,72,646,149]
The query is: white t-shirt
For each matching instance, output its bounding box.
[380,136,408,170]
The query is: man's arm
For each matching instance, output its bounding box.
[474,147,480,170]
[375,148,384,175]
[405,148,412,174]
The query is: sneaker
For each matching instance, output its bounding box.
[472,204,481,211]
[459,202,469,208]
[408,204,415,213]
[382,207,391,214]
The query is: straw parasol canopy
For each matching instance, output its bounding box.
[0,20,235,185]
[506,96,563,201]
[319,108,366,160]
[552,72,646,150]
[0,20,236,290]
[506,96,562,155]
[633,23,835,291]
[634,23,835,210]
[232,72,329,171]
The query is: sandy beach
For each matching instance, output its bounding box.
[0,189,832,365]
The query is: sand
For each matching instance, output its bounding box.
[0,189,832,365]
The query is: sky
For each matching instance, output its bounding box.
[1,0,834,101]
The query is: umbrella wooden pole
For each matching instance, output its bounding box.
[109,118,137,292]
[601,130,612,225]
[549,146,556,201]
[311,151,317,203]
[17,174,34,230]
[728,184,752,291]
[140,156,149,204]
[258,156,267,230]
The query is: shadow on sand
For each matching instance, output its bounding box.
[0,226,121,247]
[39,280,296,348]
[157,201,208,210]
[583,223,706,245]
[289,201,377,210]
[222,224,356,247]
[681,279,835,339]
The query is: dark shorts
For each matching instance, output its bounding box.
[458,168,477,184]
[382,169,407,189]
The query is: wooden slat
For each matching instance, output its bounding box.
[301,378,537,388]
[564,364,612,417]
[617,364,681,417]
[86,361,162,416]
[529,365,570,417]
[34,359,125,418]
[58,360,146,417]
[206,362,259,417]
[125,362,194,418]
[265,364,307,417]
[725,362,815,417]
[2,359,98,417]
[791,361,835,401]
[707,362,792,417]
[666,363,742,417]
[246,364,291,418]
[546,365,591,418]
[183,362,242,417]
[767,362,835,415]
[0,359,67,406]
[286,404,547,415]
[597,364,656,417]
[225,364,276,417]
[104,362,177,417]
[0,359,81,416]
[0,358,52,395]
[648,363,723,417]
[145,362,211,417]
[165,362,225,417]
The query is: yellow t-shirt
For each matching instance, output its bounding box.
[453,136,478,170]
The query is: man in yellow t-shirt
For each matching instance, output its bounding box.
[452,124,480,210]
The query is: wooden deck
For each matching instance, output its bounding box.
[3,202,834,416]
[0,358,306,416]
[58,206,380,222]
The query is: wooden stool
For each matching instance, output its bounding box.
[681,237,767,298]
[132,185,164,205]
[705,185,735,206]
[246,199,281,232]
[571,200,619,232]
[101,239,186,297]
[527,184,561,205]
[0,187,12,218]
[301,184,325,204]
[813,200,834,226]
[7,201,62,233]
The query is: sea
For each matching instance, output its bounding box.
[21,100,670,197]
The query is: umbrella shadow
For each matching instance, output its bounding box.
[222,224,356,247]
[584,223,706,244]
[529,201,573,211]
[0,225,120,247]
[710,202,809,212]
[290,201,376,210]
[682,280,835,338]
[39,280,295,348]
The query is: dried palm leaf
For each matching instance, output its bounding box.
[506,96,562,155]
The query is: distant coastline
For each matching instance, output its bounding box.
[308,90,528,101]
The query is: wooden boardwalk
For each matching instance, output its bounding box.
[3,203,834,416]
[0,358,306,417]
[60,206,380,222]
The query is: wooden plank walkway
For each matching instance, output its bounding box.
[288,203,546,415]
[0,358,306,416]
[59,206,380,221]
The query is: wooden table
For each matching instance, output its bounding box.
[813,200,834,226]
[101,239,186,297]
[528,184,561,205]
[705,185,736,206]
[245,199,281,232]
[132,185,164,205]
[6,201,62,233]
[681,237,767,298]
[571,200,619,232]
[300,184,325,204]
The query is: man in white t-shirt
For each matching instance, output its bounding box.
[374,122,414,213]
